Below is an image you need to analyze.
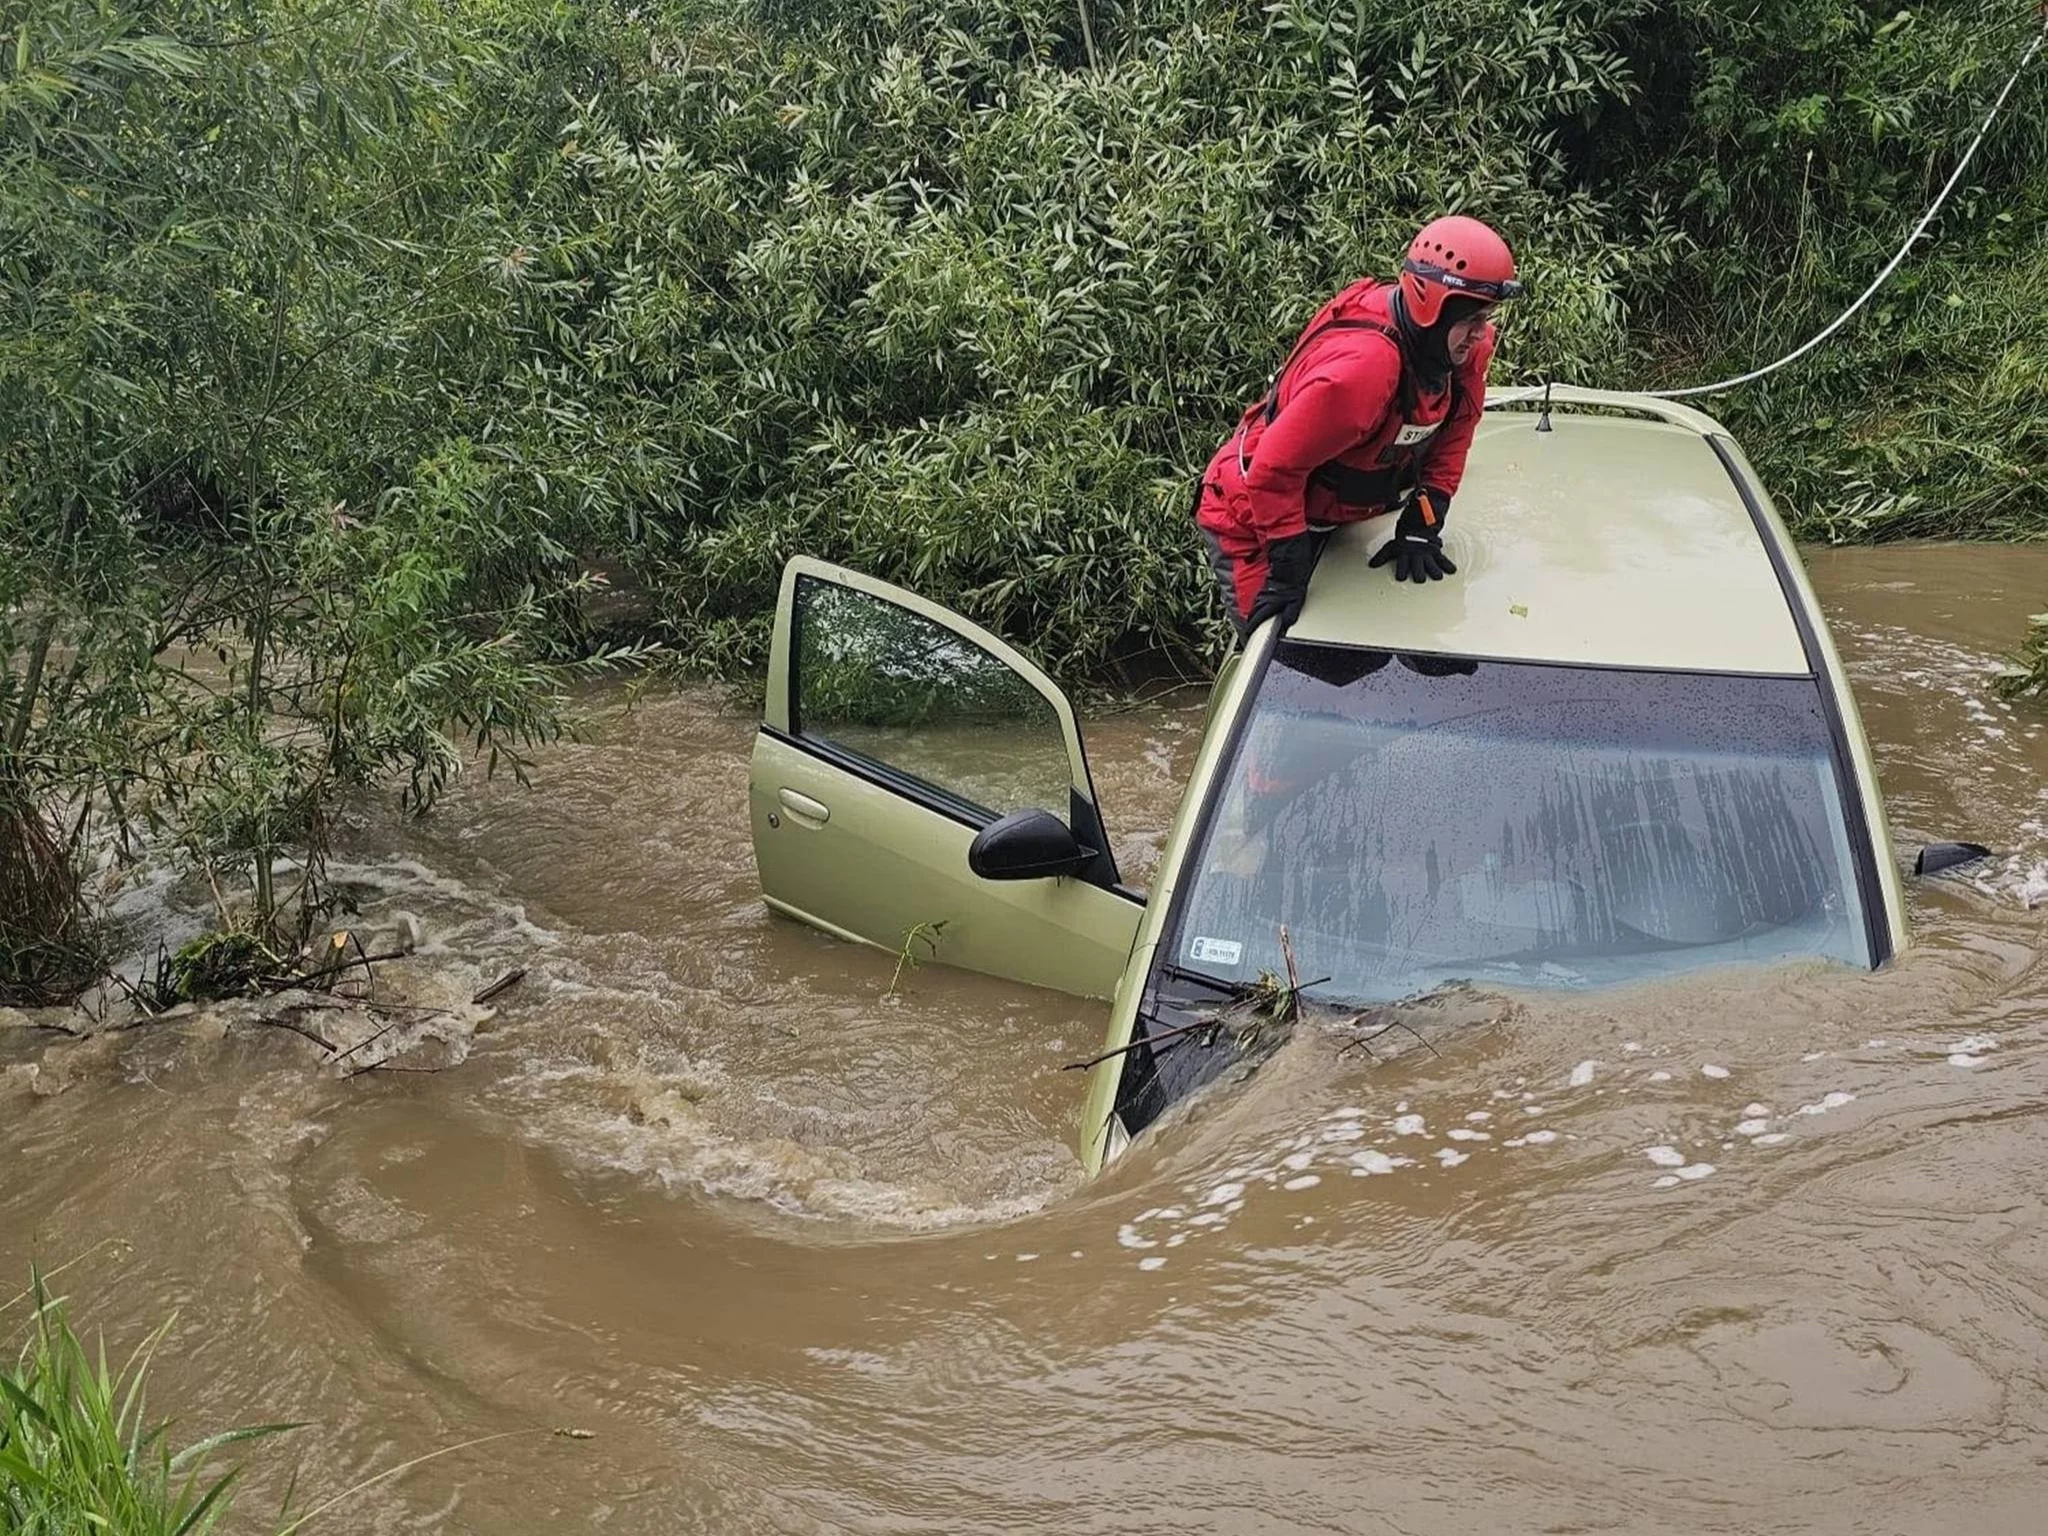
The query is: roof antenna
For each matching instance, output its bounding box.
[1535,376,1554,433]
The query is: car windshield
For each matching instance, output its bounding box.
[1165,643,1873,1003]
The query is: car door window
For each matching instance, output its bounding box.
[792,576,1074,824]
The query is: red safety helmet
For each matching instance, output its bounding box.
[1399,216,1521,327]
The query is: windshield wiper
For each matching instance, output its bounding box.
[1152,962,1249,998]
[1060,1005,1226,1073]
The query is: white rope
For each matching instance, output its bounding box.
[1639,15,2048,401]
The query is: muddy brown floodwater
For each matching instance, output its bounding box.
[5,545,2048,1535]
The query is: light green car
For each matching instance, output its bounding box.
[749,387,1922,1175]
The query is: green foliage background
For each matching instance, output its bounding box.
[3,0,2046,980]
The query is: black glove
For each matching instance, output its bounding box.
[1369,489,1457,583]
[1242,531,1320,636]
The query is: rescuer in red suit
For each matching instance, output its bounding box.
[1195,216,1522,636]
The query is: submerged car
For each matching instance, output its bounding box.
[748,387,1914,1174]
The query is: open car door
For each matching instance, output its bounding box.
[749,557,1143,999]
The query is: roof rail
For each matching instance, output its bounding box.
[1482,383,1730,440]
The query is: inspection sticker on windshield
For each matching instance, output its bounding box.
[1189,936,1244,967]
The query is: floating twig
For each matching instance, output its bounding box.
[1279,924,1302,1021]
[256,1012,340,1057]
[267,947,409,994]
[1334,1012,1443,1061]
[471,968,525,1006]
[333,1016,408,1067]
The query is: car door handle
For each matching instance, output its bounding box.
[777,788,830,826]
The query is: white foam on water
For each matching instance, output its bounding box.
[1117,1225,1158,1250]
[1017,1253,1038,1262]
[1202,1182,1246,1206]
[1319,1125,1366,1142]
[1166,1233,1187,1246]
[1521,1129,1557,1145]
[1138,1256,1167,1271]
[1325,1106,1369,1119]
[1568,1060,1599,1087]
[1349,1150,1403,1176]
[1447,1128,1490,1142]
[1801,1051,1830,1063]
[1465,1111,1492,1122]
[1946,1035,1996,1059]
[1188,1212,1225,1227]
[1391,1114,1427,1136]
[1521,1104,1546,1116]
[1622,1041,1642,1054]
[1753,1133,1790,1146]
[1675,1163,1716,1181]
[1700,1064,1730,1079]
[1652,1175,1680,1189]
[1283,1174,1321,1191]
[1281,1151,1315,1172]
[1734,1119,1771,1137]
[1647,1070,1673,1083]
[1645,1146,1687,1167]
[1794,1091,1856,1117]
[1743,1102,1770,1117]
[1434,1148,1468,1168]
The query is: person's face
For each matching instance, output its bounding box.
[1446,309,1493,365]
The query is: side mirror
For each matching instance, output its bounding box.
[1915,841,1992,877]
[968,808,1096,881]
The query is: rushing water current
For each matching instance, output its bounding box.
[5,545,2048,1535]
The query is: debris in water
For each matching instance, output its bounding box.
[472,967,527,1005]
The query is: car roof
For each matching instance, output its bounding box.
[1289,387,1813,675]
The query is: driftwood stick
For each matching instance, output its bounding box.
[267,948,409,994]
[332,1016,407,1065]
[1335,1014,1442,1060]
[471,968,525,1006]
[256,1012,339,1056]
[1279,924,1302,1021]
[104,970,160,1018]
